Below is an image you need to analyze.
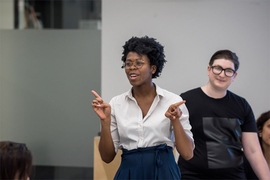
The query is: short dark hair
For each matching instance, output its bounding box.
[0,141,33,180]
[121,36,167,79]
[209,50,240,71]
[256,110,270,152]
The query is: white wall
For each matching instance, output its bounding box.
[102,0,270,118]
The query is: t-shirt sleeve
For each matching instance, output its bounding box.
[241,98,257,132]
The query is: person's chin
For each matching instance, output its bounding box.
[216,85,228,91]
[129,81,140,87]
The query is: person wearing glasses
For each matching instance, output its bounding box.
[177,49,270,179]
[91,36,194,179]
[0,141,33,180]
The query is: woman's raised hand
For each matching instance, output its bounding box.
[165,101,186,121]
[91,90,111,121]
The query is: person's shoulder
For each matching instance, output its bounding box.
[110,90,130,102]
[158,86,176,95]
[227,90,240,97]
[180,87,201,96]
[227,90,248,102]
[227,90,255,117]
[156,85,182,100]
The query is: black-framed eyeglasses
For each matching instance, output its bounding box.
[211,65,236,77]
[121,60,145,69]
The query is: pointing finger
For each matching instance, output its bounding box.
[92,90,102,99]
[173,100,186,107]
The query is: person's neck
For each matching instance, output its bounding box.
[132,82,156,98]
[201,83,227,99]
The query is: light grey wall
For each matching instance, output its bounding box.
[0,30,101,167]
[102,0,270,118]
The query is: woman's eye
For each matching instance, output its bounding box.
[126,62,132,66]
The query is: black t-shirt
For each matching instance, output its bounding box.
[178,87,256,179]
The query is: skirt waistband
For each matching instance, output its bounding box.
[121,144,173,180]
[121,143,172,155]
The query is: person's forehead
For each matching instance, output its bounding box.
[212,58,235,68]
[126,52,148,61]
[264,119,270,126]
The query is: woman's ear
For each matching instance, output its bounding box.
[258,129,262,137]
[151,65,157,74]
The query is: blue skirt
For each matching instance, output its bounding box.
[114,144,181,180]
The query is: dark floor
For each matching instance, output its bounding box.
[31,165,93,180]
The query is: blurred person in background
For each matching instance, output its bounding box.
[0,141,33,180]
[245,110,270,179]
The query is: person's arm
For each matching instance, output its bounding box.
[165,101,194,160]
[172,119,194,160]
[99,118,116,163]
[242,132,270,180]
[92,90,116,163]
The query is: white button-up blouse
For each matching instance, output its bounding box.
[109,85,193,152]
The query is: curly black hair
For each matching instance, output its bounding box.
[121,36,167,79]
